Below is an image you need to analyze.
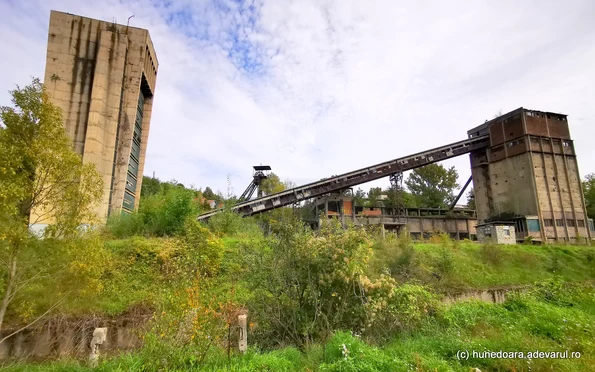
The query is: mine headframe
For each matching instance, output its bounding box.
[238,165,272,202]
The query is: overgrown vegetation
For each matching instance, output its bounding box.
[2,79,595,371]
[5,281,595,371]
[4,212,595,370]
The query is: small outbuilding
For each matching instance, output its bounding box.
[476,221,516,244]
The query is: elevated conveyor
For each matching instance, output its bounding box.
[197,135,489,221]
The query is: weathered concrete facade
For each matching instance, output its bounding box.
[41,10,158,223]
[306,195,477,240]
[468,108,592,243]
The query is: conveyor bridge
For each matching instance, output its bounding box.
[197,135,489,221]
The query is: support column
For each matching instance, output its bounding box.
[539,140,558,242]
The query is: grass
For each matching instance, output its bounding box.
[85,236,595,316]
[5,286,595,372]
[4,233,595,371]
[4,282,594,371]
[389,240,595,291]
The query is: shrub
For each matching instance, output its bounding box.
[319,331,399,371]
[208,208,244,237]
[370,228,418,279]
[435,245,454,276]
[242,217,441,347]
[105,212,144,238]
[364,283,438,341]
[243,219,377,347]
[502,291,531,312]
[139,282,229,370]
[104,186,199,238]
[141,186,198,236]
[480,241,504,265]
[180,218,225,277]
[532,277,572,306]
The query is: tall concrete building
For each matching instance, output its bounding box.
[42,10,158,222]
[468,108,592,243]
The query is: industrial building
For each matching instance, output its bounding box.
[304,193,477,240]
[39,10,158,226]
[198,108,593,244]
[468,108,592,243]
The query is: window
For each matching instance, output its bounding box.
[123,191,135,211]
[543,219,554,227]
[556,219,564,227]
[503,227,511,236]
[527,219,540,232]
[577,220,585,228]
[567,219,576,227]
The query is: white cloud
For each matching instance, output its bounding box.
[1,0,594,198]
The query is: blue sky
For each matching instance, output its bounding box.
[1,0,595,199]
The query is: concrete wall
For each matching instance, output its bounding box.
[470,109,592,243]
[316,215,476,239]
[0,318,144,360]
[41,10,158,223]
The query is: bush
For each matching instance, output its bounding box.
[480,241,504,265]
[435,245,454,276]
[141,186,198,236]
[319,331,399,371]
[532,277,572,306]
[138,282,230,370]
[105,212,144,238]
[104,185,199,238]
[180,218,225,277]
[369,228,418,280]
[208,208,244,237]
[242,218,376,347]
[364,283,438,341]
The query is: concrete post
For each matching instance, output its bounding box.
[238,314,247,353]
[89,327,107,367]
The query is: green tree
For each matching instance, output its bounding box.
[466,189,476,209]
[0,78,103,333]
[353,188,367,207]
[141,176,161,197]
[260,172,286,195]
[583,173,595,219]
[367,187,383,208]
[203,187,216,200]
[405,164,459,208]
[384,186,416,214]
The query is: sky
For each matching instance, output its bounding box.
[1,0,594,200]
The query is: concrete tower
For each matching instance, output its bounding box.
[468,108,592,243]
[41,10,158,224]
